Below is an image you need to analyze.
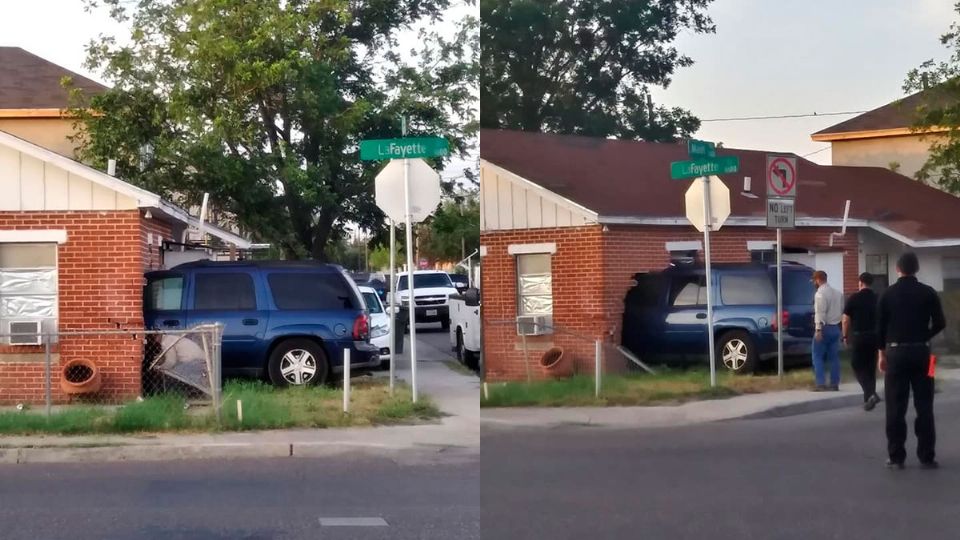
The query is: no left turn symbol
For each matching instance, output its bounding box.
[766,156,798,198]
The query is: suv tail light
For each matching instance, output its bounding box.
[353,313,370,341]
[771,311,790,331]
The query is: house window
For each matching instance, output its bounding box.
[866,254,889,293]
[943,257,960,291]
[0,243,58,340]
[517,253,552,316]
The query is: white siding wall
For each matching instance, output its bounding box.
[0,143,137,212]
[480,160,597,231]
[858,229,960,291]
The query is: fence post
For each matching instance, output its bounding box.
[595,339,602,398]
[211,324,223,425]
[343,348,351,413]
[521,330,531,384]
[44,335,52,417]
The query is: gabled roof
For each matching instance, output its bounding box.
[811,88,952,141]
[0,47,108,112]
[481,129,960,246]
[0,129,252,249]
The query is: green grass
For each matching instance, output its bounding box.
[0,379,441,435]
[482,365,858,408]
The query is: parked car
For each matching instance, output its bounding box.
[621,262,816,374]
[359,285,391,368]
[449,287,481,371]
[394,271,459,329]
[449,273,470,293]
[144,261,380,386]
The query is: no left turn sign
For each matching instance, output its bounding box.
[766,156,798,198]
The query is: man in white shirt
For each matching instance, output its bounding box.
[813,270,844,391]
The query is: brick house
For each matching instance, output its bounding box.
[479,130,960,381]
[0,130,251,404]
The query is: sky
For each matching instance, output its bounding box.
[650,0,957,164]
[1,0,954,167]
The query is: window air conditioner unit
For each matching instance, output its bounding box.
[517,315,550,336]
[9,321,42,346]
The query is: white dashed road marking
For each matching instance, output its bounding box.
[319,517,389,527]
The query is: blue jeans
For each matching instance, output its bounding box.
[812,325,841,387]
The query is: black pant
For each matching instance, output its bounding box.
[850,333,878,401]
[885,346,936,464]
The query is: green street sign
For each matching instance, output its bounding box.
[360,137,449,161]
[688,139,716,158]
[670,156,740,180]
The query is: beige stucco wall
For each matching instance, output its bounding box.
[0,118,80,158]
[830,133,944,181]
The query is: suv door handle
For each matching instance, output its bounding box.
[242,318,259,326]
[696,313,707,320]
[163,319,180,327]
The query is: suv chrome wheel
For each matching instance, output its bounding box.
[280,349,318,385]
[721,339,749,371]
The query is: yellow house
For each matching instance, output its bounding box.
[811,89,948,181]
[0,47,107,158]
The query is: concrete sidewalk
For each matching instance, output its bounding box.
[481,369,960,430]
[0,335,481,465]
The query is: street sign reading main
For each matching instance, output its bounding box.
[688,139,716,158]
[360,137,449,161]
[671,156,740,180]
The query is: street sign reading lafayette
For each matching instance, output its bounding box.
[688,139,716,158]
[767,197,796,229]
[671,156,739,180]
[360,137,449,161]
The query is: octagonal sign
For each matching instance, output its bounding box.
[684,176,731,232]
[374,158,441,223]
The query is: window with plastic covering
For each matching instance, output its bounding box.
[516,253,553,316]
[0,243,58,342]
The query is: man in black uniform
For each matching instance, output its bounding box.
[842,272,880,411]
[878,252,946,469]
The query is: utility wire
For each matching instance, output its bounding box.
[700,110,868,123]
[802,146,831,158]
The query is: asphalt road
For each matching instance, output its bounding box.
[482,391,960,540]
[0,455,479,540]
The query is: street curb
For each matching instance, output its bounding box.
[0,441,479,465]
[738,394,865,420]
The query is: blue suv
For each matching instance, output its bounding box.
[144,261,380,386]
[622,262,816,373]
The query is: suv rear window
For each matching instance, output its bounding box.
[782,270,816,305]
[720,274,776,305]
[268,273,359,310]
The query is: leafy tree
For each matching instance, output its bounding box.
[73,0,478,259]
[480,0,713,140]
[905,3,960,191]
[418,194,479,263]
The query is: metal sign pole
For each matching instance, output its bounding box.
[401,117,419,403]
[777,228,784,379]
[388,219,396,395]
[702,176,717,388]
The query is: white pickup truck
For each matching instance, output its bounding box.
[449,288,480,371]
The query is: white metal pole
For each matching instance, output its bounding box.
[343,348,351,413]
[595,339,602,398]
[777,228,784,379]
[388,219,396,395]
[702,176,717,388]
[401,117,419,403]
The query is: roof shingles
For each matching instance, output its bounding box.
[0,47,107,110]
[481,129,960,243]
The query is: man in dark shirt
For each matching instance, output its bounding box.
[843,272,880,410]
[877,252,946,470]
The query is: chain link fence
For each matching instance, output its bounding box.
[484,318,656,396]
[0,325,222,418]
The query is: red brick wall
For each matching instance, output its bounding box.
[481,224,862,382]
[0,210,147,404]
[141,217,173,272]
